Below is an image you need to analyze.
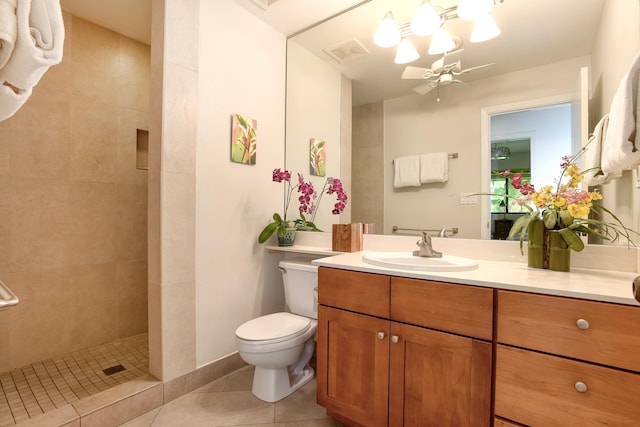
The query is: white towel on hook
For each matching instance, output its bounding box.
[0,0,64,88]
[601,51,640,174]
[583,114,622,185]
[419,152,448,183]
[0,0,64,121]
[0,81,31,120]
[0,0,18,70]
[393,155,421,188]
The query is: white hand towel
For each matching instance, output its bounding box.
[583,115,622,185]
[419,152,448,183]
[0,0,17,70]
[0,0,64,90]
[601,51,640,174]
[0,81,31,120]
[393,155,421,188]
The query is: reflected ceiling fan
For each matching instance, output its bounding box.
[402,50,494,100]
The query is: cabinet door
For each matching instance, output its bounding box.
[317,305,390,427]
[389,322,492,427]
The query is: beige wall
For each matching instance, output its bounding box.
[0,14,149,371]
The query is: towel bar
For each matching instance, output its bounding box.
[0,280,19,311]
[392,152,458,164]
[392,226,459,236]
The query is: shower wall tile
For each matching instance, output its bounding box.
[116,260,148,338]
[68,181,119,266]
[71,17,119,105]
[10,177,69,272]
[8,86,71,133]
[10,126,70,180]
[0,177,10,272]
[117,108,149,187]
[69,98,119,183]
[117,184,148,261]
[68,263,118,350]
[0,129,10,174]
[118,37,151,112]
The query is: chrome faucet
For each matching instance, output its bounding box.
[413,231,443,258]
[438,227,447,238]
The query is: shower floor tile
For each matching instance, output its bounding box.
[0,333,148,427]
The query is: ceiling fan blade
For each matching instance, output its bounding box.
[453,62,495,75]
[402,66,430,79]
[451,79,469,89]
[412,83,435,95]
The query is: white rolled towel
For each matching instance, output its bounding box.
[0,82,32,120]
[0,0,64,90]
[0,0,18,70]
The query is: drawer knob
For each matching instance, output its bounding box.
[377,332,385,340]
[576,319,590,330]
[574,382,588,393]
[391,335,399,344]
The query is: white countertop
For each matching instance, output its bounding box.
[312,251,640,307]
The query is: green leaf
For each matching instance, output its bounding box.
[559,210,574,227]
[543,210,557,229]
[509,214,535,254]
[559,228,585,252]
[258,222,278,244]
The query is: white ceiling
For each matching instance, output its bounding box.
[58,0,605,105]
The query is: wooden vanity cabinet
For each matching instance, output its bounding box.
[495,290,640,426]
[317,267,494,427]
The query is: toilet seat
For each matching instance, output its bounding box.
[235,312,311,345]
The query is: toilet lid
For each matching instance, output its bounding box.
[235,312,311,342]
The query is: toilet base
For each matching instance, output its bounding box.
[251,338,316,402]
[252,365,314,403]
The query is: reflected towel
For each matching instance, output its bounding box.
[419,152,448,183]
[0,0,17,69]
[583,115,622,185]
[393,155,421,188]
[601,51,640,174]
[0,0,64,89]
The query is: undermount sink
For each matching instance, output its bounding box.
[362,252,479,272]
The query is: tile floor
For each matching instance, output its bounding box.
[121,365,345,427]
[0,334,148,426]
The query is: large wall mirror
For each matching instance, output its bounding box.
[286,0,640,244]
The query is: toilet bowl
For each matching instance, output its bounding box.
[235,259,318,402]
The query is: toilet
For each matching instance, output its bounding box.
[235,258,318,402]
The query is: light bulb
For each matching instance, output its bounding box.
[394,39,420,64]
[470,14,501,42]
[373,11,401,48]
[410,2,442,36]
[428,28,455,55]
[457,0,493,21]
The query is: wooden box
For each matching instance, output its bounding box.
[332,223,363,252]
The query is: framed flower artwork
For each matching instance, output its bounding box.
[230,113,257,165]
[309,138,326,176]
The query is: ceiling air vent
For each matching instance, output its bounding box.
[323,38,370,64]
[250,0,279,10]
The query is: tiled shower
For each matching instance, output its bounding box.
[0,13,150,425]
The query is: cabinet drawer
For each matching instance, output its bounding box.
[391,277,493,340]
[318,267,390,318]
[495,345,640,426]
[497,290,640,371]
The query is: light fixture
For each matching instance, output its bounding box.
[470,13,501,42]
[410,2,441,36]
[373,11,401,48]
[395,38,420,64]
[428,27,455,55]
[491,146,511,160]
[373,1,502,63]
[456,0,494,21]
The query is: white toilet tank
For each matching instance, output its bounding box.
[279,258,318,320]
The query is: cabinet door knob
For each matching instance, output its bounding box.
[576,319,590,330]
[391,335,399,344]
[574,381,588,393]
[377,332,385,340]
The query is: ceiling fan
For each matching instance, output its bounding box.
[401,50,494,99]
